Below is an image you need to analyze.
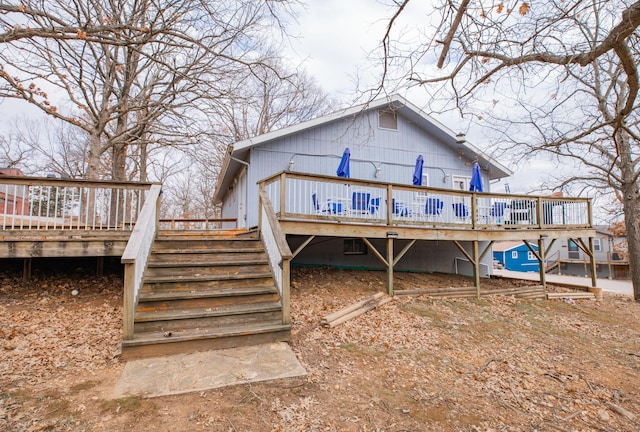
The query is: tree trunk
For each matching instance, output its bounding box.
[617,133,640,300]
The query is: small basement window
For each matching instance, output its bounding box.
[378,110,398,130]
[344,238,367,255]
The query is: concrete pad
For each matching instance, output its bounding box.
[113,342,306,398]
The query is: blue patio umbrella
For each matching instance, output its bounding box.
[469,162,483,192]
[412,155,424,186]
[336,147,350,178]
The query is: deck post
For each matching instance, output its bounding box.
[537,237,547,295]
[473,240,480,299]
[23,258,32,281]
[123,262,135,339]
[588,237,597,288]
[387,237,394,296]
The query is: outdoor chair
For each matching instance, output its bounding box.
[369,197,381,216]
[351,191,371,215]
[452,202,470,222]
[424,198,444,221]
[490,202,507,224]
[391,198,410,217]
[312,193,331,214]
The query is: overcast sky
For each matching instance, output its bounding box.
[0,1,566,200]
[283,1,559,197]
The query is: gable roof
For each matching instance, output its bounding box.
[214,94,512,202]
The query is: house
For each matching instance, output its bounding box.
[213,95,516,277]
[0,97,599,359]
[546,227,630,279]
[493,241,541,272]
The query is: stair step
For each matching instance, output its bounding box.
[147,257,267,268]
[120,324,291,360]
[139,285,278,302]
[143,271,273,284]
[135,301,282,323]
[137,288,280,311]
[150,247,266,255]
[142,275,275,293]
[134,305,282,333]
[152,239,263,251]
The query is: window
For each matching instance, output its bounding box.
[452,176,471,191]
[344,238,367,255]
[593,238,601,251]
[568,240,580,259]
[378,110,398,130]
[511,251,518,259]
[527,251,535,261]
[416,174,430,198]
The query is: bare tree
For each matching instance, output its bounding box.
[378,1,640,300]
[0,0,295,181]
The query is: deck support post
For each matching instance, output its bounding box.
[23,258,32,281]
[472,240,480,299]
[96,256,104,276]
[537,237,547,295]
[387,237,394,296]
[588,237,597,288]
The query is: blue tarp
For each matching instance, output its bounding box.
[336,147,350,178]
[469,162,483,192]
[412,155,424,186]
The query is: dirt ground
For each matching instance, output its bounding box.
[1,264,639,432]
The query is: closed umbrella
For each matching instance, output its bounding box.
[336,147,350,178]
[412,155,424,186]
[469,162,483,192]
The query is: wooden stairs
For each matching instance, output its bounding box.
[120,231,291,360]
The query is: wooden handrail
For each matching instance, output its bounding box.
[258,188,292,325]
[0,175,158,189]
[121,184,162,340]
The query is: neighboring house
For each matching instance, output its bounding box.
[493,241,541,272]
[0,168,26,215]
[213,95,512,276]
[546,227,630,279]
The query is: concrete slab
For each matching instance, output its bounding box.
[113,342,306,398]
[494,269,633,296]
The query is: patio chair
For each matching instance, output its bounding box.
[312,193,331,214]
[369,197,381,215]
[351,191,371,215]
[490,202,507,224]
[424,197,444,221]
[391,199,410,217]
[452,202,470,222]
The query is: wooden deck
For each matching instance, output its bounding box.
[0,175,605,359]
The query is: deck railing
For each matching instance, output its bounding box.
[259,171,592,229]
[121,184,162,340]
[0,176,156,231]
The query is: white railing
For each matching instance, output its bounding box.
[258,188,292,325]
[260,172,592,229]
[0,176,155,231]
[121,184,162,340]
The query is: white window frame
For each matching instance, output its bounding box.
[511,251,518,259]
[416,174,430,198]
[527,251,535,261]
[452,175,471,191]
[378,110,398,130]
[593,238,601,251]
